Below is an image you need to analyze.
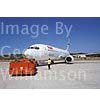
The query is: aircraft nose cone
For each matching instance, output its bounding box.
[24,50,28,55]
[24,50,31,58]
[24,49,36,59]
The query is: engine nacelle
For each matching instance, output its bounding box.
[65,55,74,63]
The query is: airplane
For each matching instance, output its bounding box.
[24,44,74,64]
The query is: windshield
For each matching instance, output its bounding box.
[28,46,40,50]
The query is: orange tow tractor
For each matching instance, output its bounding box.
[9,58,37,76]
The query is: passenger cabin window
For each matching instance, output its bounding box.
[28,46,40,50]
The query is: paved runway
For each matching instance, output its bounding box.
[0,60,100,89]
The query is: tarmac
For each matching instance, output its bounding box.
[0,60,100,89]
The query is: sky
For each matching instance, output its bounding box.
[0,17,100,54]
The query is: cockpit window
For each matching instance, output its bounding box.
[27,46,40,50]
[34,47,39,49]
[28,47,30,49]
[30,47,35,49]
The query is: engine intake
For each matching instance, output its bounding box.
[65,55,74,63]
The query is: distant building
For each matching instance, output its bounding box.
[71,53,87,59]
[77,54,86,58]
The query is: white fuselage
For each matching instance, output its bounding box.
[24,44,70,60]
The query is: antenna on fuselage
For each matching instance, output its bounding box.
[66,34,71,51]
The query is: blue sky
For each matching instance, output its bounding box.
[0,17,100,54]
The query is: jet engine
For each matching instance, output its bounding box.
[65,55,74,63]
